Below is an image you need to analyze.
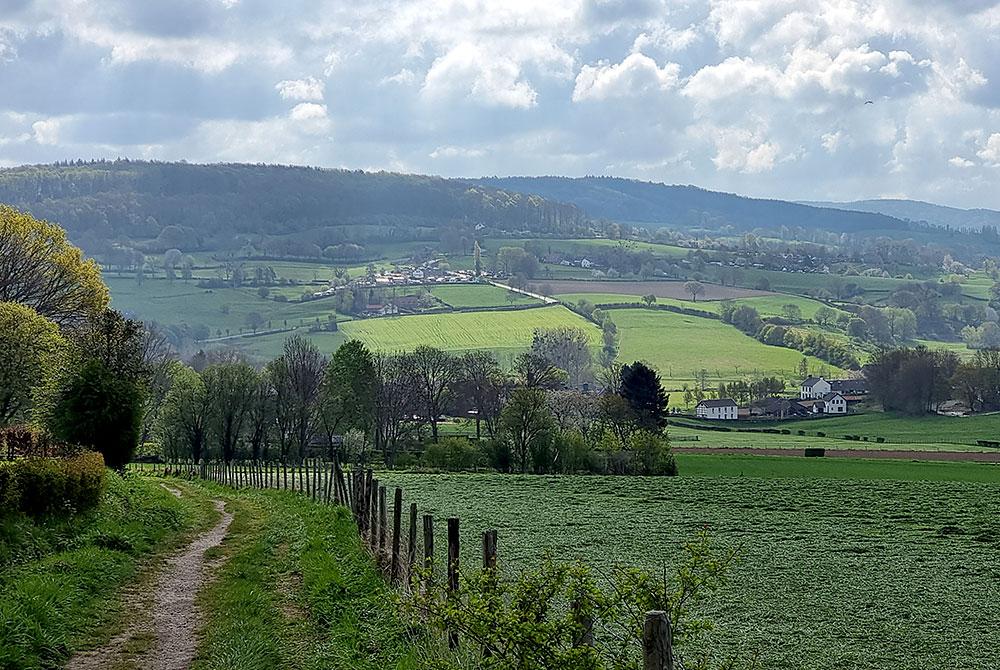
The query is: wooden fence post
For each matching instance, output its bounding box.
[423,514,434,591]
[642,611,673,670]
[408,503,418,583]
[369,479,380,549]
[391,488,403,583]
[378,486,388,568]
[482,529,497,570]
[447,517,460,649]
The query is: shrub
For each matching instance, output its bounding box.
[816,431,826,437]
[797,430,805,436]
[49,360,143,469]
[781,429,791,435]
[0,452,105,517]
[423,437,483,471]
[876,437,886,443]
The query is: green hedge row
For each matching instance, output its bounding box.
[0,452,106,516]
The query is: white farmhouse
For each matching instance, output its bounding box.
[813,392,848,415]
[696,398,738,420]
[800,376,832,399]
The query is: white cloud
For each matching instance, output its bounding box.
[821,130,845,153]
[380,69,418,86]
[422,43,537,109]
[429,145,486,159]
[949,156,975,167]
[275,77,325,101]
[289,103,331,134]
[978,133,1000,165]
[32,118,61,145]
[572,52,681,102]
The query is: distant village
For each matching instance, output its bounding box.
[695,376,869,421]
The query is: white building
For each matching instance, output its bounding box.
[813,392,848,415]
[696,398,739,420]
[800,376,832,399]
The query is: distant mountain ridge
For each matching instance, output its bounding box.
[799,198,1000,230]
[478,176,912,235]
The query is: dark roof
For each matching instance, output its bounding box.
[830,379,868,393]
[821,392,845,401]
[801,376,826,386]
[697,398,737,408]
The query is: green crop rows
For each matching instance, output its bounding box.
[377,469,1000,670]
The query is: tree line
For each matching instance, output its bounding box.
[155,333,676,476]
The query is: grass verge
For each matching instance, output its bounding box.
[0,471,214,670]
[191,482,425,670]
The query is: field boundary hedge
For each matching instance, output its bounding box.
[0,452,106,517]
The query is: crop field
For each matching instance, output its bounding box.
[667,425,993,452]
[611,309,839,385]
[556,292,838,321]
[430,284,540,308]
[541,279,771,301]
[338,305,599,357]
[748,411,1000,446]
[377,468,1000,670]
[107,277,340,335]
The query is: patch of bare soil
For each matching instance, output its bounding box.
[66,498,234,670]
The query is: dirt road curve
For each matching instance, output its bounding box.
[66,496,233,670]
[674,447,1000,462]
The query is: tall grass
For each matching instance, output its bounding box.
[0,471,208,669]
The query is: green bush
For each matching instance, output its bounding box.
[876,436,886,443]
[423,437,483,471]
[48,359,143,469]
[0,452,105,517]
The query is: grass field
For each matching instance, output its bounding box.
[430,284,539,308]
[749,411,1000,446]
[338,305,599,358]
[667,425,994,452]
[611,308,840,385]
[556,292,838,320]
[107,277,340,335]
[542,279,771,301]
[377,467,1000,670]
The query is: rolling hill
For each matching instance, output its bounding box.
[800,198,1000,230]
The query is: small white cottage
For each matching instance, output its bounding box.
[696,398,739,420]
[800,376,832,399]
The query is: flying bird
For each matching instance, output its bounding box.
[865,100,874,105]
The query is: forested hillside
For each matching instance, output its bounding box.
[480,175,911,233]
[801,198,1000,230]
[0,161,591,256]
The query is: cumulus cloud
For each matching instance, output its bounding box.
[1,0,1000,208]
[979,133,1000,165]
[422,43,537,109]
[32,118,61,145]
[275,77,325,101]
[572,52,681,102]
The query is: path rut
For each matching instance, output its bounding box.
[66,495,234,670]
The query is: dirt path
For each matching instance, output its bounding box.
[674,446,1000,462]
[66,496,234,670]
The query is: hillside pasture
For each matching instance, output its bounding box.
[339,305,599,357]
[610,308,839,385]
[106,277,341,335]
[378,469,1000,670]
[542,279,772,301]
[430,284,540,308]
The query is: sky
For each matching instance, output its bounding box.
[1,0,999,209]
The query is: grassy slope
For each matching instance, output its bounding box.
[557,292,837,320]
[190,482,423,670]
[0,472,214,669]
[611,308,840,385]
[668,425,993,452]
[430,284,539,308]
[676,453,1000,482]
[338,305,599,356]
[378,469,1000,670]
[753,411,1000,445]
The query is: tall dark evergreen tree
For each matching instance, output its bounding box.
[619,361,669,432]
